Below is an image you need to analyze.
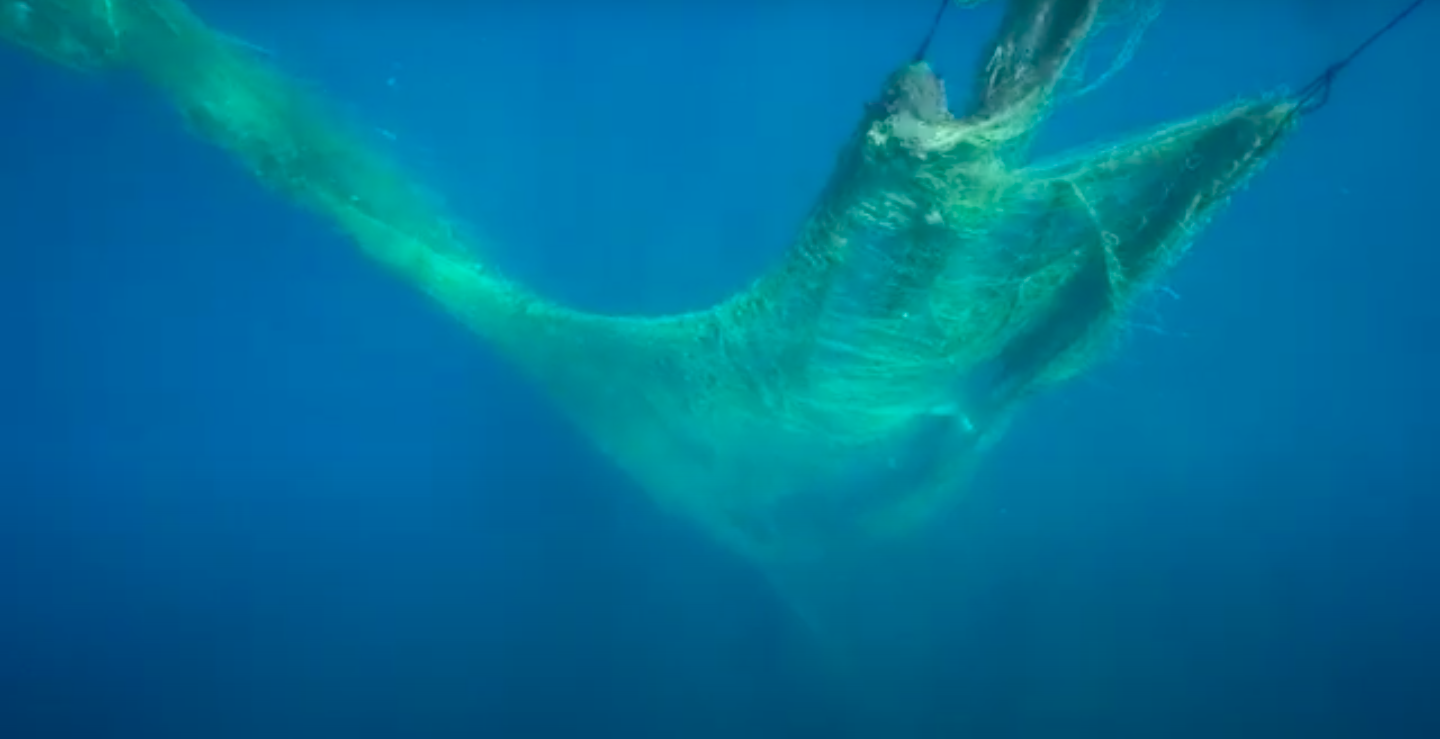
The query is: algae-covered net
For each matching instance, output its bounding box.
[0,0,1412,569]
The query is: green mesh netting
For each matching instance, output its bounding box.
[1,0,1300,566]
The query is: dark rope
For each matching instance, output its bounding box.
[1250,0,1429,160]
[913,0,953,62]
[1292,0,1429,117]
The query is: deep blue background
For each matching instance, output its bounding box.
[1,2,1437,737]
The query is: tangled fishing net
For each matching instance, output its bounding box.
[1,0,1304,566]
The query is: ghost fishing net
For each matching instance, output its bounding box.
[606,0,1302,561]
[0,0,1305,565]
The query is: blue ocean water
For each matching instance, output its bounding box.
[1,2,1437,737]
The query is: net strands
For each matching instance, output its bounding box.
[1,0,1323,561]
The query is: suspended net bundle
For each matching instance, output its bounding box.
[663,0,1300,559]
[1,0,1301,565]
